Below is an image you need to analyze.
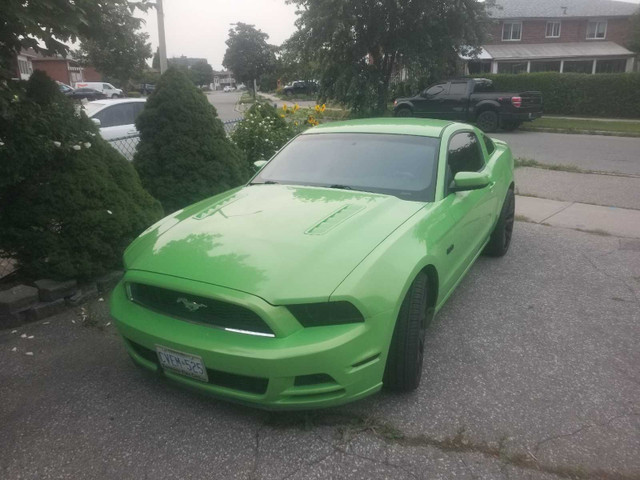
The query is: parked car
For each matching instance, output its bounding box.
[223,86,236,92]
[110,118,515,409]
[74,81,123,99]
[68,88,107,101]
[393,78,543,132]
[139,83,155,95]
[83,98,146,160]
[282,80,317,96]
[57,81,74,95]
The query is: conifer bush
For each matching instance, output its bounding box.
[0,71,163,280]
[133,68,249,213]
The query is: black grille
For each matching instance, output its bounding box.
[128,283,274,336]
[128,340,269,395]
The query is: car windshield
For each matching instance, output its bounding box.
[252,133,440,202]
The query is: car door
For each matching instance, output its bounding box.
[437,131,497,294]
[413,83,449,118]
[437,81,470,121]
[93,103,138,140]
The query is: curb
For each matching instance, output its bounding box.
[521,126,640,138]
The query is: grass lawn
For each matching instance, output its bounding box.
[524,117,640,135]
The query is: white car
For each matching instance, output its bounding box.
[223,86,236,92]
[84,99,146,160]
[74,82,123,99]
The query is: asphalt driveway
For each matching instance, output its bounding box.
[2,221,639,480]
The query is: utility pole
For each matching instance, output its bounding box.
[157,0,168,73]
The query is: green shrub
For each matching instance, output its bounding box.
[133,68,250,213]
[0,71,163,280]
[231,102,295,164]
[485,72,640,118]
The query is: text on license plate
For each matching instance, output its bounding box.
[155,345,208,382]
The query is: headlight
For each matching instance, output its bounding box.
[287,301,364,327]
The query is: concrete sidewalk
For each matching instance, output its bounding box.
[516,195,640,239]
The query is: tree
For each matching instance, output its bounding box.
[188,61,214,88]
[628,10,640,55]
[133,68,249,213]
[287,0,491,115]
[0,71,163,279]
[74,3,152,88]
[223,23,276,95]
[0,0,151,81]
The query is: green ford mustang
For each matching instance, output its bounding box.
[111,118,515,409]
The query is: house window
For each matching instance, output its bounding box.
[530,61,561,72]
[502,22,522,41]
[18,59,28,74]
[497,61,528,74]
[563,60,593,73]
[595,59,627,73]
[546,21,561,38]
[587,21,607,39]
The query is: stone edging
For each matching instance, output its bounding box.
[0,271,122,330]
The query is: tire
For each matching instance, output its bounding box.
[476,110,499,133]
[384,272,434,392]
[484,188,515,257]
[395,107,412,118]
[501,120,521,131]
[285,90,293,97]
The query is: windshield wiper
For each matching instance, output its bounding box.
[250,180,279,185]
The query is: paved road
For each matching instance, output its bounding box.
[207,90,243,123]
[493,130,640,175]
[2,222,639,479]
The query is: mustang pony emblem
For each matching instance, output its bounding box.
[176,297,207,312]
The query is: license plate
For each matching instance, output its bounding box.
[156,346,208,382]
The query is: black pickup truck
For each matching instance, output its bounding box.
[393,78,543,132]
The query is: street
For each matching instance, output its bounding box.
[495,130,640,176]
[207,90,244,123]
[1,221,639,479]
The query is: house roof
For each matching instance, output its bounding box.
[483,41,633,59]
[487,0,638,19]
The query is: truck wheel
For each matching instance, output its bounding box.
[501,120,521,131]
[477,110,499,133]
[395,108,412,118]
[383,272,434,392]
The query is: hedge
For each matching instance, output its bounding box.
[484,72,640,119]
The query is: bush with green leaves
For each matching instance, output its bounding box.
[0,71,163,280]
[486,73,640,118]
[231,102,295,164]
[134,68,249,213]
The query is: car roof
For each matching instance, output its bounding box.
[306,118,454,138]
[86,98,146,106]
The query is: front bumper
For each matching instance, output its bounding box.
[110,271,392,410]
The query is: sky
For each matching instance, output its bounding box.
[138,0,299,70]
[137,0,640,70]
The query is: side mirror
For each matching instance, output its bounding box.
[451,171,491,192]
[421,90,430,98]
[91,118,101,127]
[253,160,267,171]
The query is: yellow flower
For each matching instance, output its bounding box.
[294,121,298,126]
[321,104,326,112]
[314,104,320,113]
[294,103,299,111]
[280,114,285,118]
[282,104,287,111]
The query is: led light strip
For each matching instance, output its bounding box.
[224,328,275,338]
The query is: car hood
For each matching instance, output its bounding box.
[125,184,424,304]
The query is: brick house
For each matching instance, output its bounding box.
[466,0,638,74]
[31,56,85,86]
